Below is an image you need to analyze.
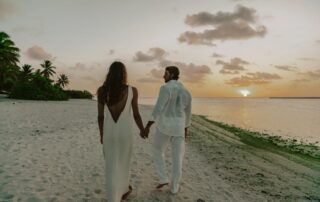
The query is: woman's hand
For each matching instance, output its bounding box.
[139,128,147,139]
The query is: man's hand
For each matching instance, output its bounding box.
[139,129,147,139]
[141,126,151,139]
[143,121,154,139]
[143,127,150,138]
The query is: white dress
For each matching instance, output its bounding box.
[103,86,133,202]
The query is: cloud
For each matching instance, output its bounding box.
[133,47,166,62]
[178,22,266,46]
[150,68,163,79]
[292,78,311,83]
[139,60,212,83]
[212,53,223,58]
[0,0,16,21]
[298,69,320,79]
[69,63,95,71]
[184,6,257,27]
[178,31,217,46]
[136,78,161,83]
[226,72,282,86]
[298,57,316,61]
[178,5,267,46]
[274,65,298,72]
[25,45,55,61]
[216,57,249,74]
[137,68,163,83]
[135,48,212,83]
[159,59,212,83]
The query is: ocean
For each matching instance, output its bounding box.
[139,97,320,145]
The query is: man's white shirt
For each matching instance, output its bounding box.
[150,80,192,137]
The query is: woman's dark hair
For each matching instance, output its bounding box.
[97,61,127,105]
[165,66,179,80]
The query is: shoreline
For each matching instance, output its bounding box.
[190,115,320,169]
[189,114,320,201]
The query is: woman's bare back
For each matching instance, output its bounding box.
[106,86,128,123]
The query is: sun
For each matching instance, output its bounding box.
[239,89,251,97]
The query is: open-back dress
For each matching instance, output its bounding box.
[103,86,133,202]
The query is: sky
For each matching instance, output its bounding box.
[1,0,320,97]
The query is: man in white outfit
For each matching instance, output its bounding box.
[144,66,192,194]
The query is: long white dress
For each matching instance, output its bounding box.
[103,86,133,202]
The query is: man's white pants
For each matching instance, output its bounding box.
[152,128,185,193]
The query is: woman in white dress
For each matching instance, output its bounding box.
[97,61,145,202]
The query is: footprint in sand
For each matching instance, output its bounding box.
[36,188,45,192]
[92,173,100,177]
[94,189,102,194]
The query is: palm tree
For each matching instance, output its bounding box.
[40,60,56,79]
[20,64,33,79]
[34,69,41,75]
[1,65,20,91]
[57,74,69,88]
[0,32,20,92]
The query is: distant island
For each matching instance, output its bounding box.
[269,97,320,99]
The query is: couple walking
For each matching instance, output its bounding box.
[97,61,192,202]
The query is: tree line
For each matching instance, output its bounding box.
[0,32,92,100]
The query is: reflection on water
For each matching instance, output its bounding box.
[139,97,320,144]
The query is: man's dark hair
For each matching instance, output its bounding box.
[165,66,179,80]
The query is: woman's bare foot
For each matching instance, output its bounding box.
[121,185,133,200]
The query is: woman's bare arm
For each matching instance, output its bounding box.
[97,101,104,144]
[131,87,145,138]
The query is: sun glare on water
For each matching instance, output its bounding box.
[239,89,251,97]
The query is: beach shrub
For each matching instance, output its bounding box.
[9,73,68,100]
[64,90,93,99]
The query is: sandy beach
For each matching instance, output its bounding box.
[0,98,319,202]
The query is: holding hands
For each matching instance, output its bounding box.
[139,126,150,139]
[140,121,154,139]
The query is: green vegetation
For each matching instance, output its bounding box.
[0,31,92,100]
[0,32,20,92]
[64,90,93,99]
[195,115,320,166]
[9,68,68,100]
[203,116,319,157]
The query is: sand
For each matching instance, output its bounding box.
[0,98,319,202]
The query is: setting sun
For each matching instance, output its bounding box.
[239,89,251,97]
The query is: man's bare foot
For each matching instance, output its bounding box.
[156,183,169,189]
[121,185,132,200]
